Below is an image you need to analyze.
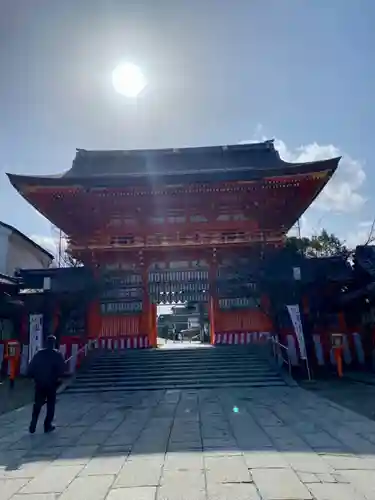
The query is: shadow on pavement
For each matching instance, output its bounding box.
[301,378,375,421]
[0,378,34,415]
[3,386,375,499]
[2,384,375,474]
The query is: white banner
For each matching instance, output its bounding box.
[287,304,307,360]
[29,314,43,362]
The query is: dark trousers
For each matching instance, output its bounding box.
[30,384,56,430]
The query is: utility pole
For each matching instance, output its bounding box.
[58,229,63,267]
[296,218,301,239]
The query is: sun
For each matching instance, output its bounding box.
[112,62,147,98]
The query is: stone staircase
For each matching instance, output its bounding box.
[64,344,287,393]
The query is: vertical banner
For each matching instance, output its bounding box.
[286,304,307,360]
[29,314,43,362]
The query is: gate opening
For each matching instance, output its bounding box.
[157,301,209,344]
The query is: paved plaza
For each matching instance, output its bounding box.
[2,386,375,499]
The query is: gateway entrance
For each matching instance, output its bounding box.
[7,140,339,350]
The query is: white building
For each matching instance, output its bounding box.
[187,316,200,329]
[0,221,53,276]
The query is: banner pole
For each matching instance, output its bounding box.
[305,357,312,381]
[287,303,312,381]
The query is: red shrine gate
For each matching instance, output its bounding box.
[7,140,340,353]
[85,252,274,350]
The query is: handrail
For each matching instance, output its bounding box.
[63,338,99,374]
[269,336,292,376]
[64,338,98,364]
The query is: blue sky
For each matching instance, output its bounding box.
[1,0,374,255]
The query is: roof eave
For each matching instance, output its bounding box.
[6,157,340,190]
[286,157,341,228]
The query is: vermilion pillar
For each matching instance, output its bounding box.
[150,303,157,347]
[260,294,271,315]
[87,300,101,338]
[209,296,216,345]
[87,266,102,339]
[141,265,152,346]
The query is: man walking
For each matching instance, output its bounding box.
[28,335,66,434]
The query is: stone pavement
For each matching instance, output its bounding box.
[0,379,34,415]
[2,387,375,499]
[301,378,375,422]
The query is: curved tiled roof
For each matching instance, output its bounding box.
[6,140,340,189]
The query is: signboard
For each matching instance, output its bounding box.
[218,297,258,310]
[286,304,307,359]
[43,277,51,290]
[29,314,43,362]
[101,287,142,301]
[101,271,142,287]
[293,267,301,281]
[100,301,142,315]
[149,270,209,283]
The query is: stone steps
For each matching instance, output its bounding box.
[75,368,274,381]
[65,380,286,393]
[70,374,282,387]
[64,344,287,393]
[86,362,270,372]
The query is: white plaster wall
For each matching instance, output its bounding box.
[5,232,52,275]
[0,225,11,274]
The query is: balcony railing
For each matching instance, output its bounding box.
[68,231,283,252]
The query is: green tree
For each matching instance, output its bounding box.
[308,230,348,258]
[286,230,349,258]
[285,236,311,255]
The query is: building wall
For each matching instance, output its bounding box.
[0,225,12,275]
[187,316,200,329]
[0,230,52,276]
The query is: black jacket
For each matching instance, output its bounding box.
[28,348,66,388]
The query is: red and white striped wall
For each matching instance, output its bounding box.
[3,330,369,377]
[58,335,148,374]
[95,335,149,351]
[283,332,366,367]
[214,331,271,345]
[1,335,151,377]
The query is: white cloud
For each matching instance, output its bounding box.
[343,220,375,249]
[359,220,374,228]
[299,214,316,237]
[31,234,59,255]
[274,140,366,213]
[288,214,315,238]
[346,228,369,249]
[243,128,367,214]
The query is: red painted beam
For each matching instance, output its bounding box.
[23,176,327,245]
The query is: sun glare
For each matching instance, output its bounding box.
[112,62,147,98]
